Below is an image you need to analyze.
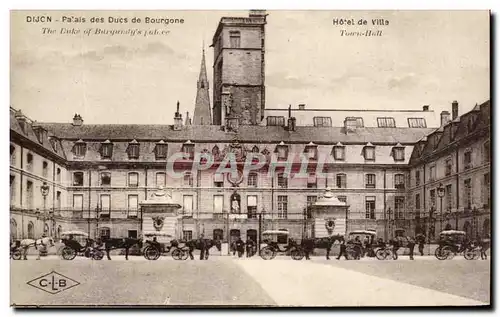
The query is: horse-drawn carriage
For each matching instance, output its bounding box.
[59,230,104,260]
[434,230,479,260]
[345,230,379,260]
[142,232,188,261]
[259,230,304,260]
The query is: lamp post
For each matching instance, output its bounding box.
[437,183,445,232]
[386,208,392,240]
[95,205,101,239]
[40,182,50,235]
[427,206,435,243]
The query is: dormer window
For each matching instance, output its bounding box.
[73,140,87,158]
[467,116,475,133]
[212,145,221,161]
[267,116,285,126]
[363,143,375,161]
[345,117,364,128]
[377,117,396,128]
[127,140,140,159]
[313,117,332,127]
[49,137,58,153]
[392,143,405,161]
[304,142,318,160]
[155,140,168,159]
[275,141,288,161]
[332,142,345,161]
[182,140,195,160]
[408,118,427,128]
[100,140,113,159]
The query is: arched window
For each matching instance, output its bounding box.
[463,221,472,239]
[44,224,49,236]
[212,146,220,161]
[213,229,224,241]
[246,229,257,243]
[27,222,34,239]
[10,219,17,240]
[229,229,240,244]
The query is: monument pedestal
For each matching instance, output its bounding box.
[311,188,349,238]
[139,188,182,241]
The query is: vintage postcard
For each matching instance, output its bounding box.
[10,10,490,307]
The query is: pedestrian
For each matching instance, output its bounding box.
[354,236,362,259]
[235,237,245,258]
[391,238,400,260]
[245,237,255,258]
[336,240,349,260]
[480,234,490,260]
[407,236,416,260]
[416,234,425,256]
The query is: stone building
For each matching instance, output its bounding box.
[9,10,491,246]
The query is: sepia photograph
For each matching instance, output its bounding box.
[9,9,490,307]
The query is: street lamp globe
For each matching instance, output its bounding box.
[437,183,445,198]
[40,182,50,197]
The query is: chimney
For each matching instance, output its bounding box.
[72,113,83,126]
[440,111,451,127]
[185,112,192,126]
[249,9,266,17]
[287,104,296,131]
[298,104,305,110]
[173,101,183,131]
[452,100,459,120]
[422,105,430,112]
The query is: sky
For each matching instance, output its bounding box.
[10,10,490,124]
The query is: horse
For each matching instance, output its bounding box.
[172,238,222,260]
[102,237,142,260]
[19,237,55,260]
[301,235,345,260]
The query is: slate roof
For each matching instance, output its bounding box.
[37,123,433,145]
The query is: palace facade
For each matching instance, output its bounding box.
[9,10,491,245]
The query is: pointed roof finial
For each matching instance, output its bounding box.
[288,105,292,118]
[177,101,180,112]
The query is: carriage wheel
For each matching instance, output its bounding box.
[375,249,387,260]
[290,248,304,260]
[144,246,160,261]
[464,248,480,260]
[61,247,76,260]
[92,250,104,260]
[180,249,189,261]
[473,249,481,260]
[172,248,182,260]
[259,246,275,260]
[11,249,22,260]
[435,246,451,260]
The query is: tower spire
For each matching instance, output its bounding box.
[193,47,212,125]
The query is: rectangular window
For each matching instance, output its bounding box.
[100,195,111,216]
[394,174,405,189]
[365,196,376,219]
[26,153,33,171]
[56,168,61,182]
[128,195,138,217]
[183,172,193,187]
[74,143,86,157]
[266,116,285,126]
[365,174,376,189]
[430,165,436,181]
[377,117,396,128]
[336,173,347,188]
[430,189,436,208]
[415,193,421,218]
[483,173,490,207]
[183,230,193,241]
[183,195,193,215]
[128,172,138,187]
[42,161,48,178]
[306,195,317,219]
[408,118,427,128]
[247,172,258,187]
[395,196,405,219]
[446,184,452,211]
[214,173,224,187]
[155,143,168,159]
[445,158,452,176]
[307,173,317,188]
[277,196,288,219]
[101,172,111,186]
[229,31,241,48]
[483,141,490,164]
[364,147,375,161]
[333,146,345,160]
[56,191,61,210]
[10,175,15,204]
[306,147,318,160]
[213,195,224,214]
[182,145,195,160]
[393,148,405,161]
[156,172,165,187]
[277,173,288,188]
[73,194,83,211]
[101,144,113,158]
[313,116,332,127]
[464,151,472,170]
[128,144,140,159]
[26,180,33,209]
[73,172,84,186]
[247,195,257,219]
[277,146,288,160]
[464,179,472,210]
[415,170,421,186]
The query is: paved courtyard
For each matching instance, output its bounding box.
[10,255,490,307]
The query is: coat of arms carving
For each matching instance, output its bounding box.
[152,216,165,231]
